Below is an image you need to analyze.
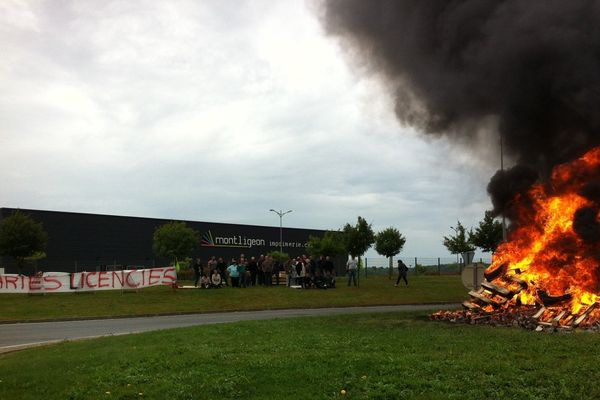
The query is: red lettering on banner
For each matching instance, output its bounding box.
[98,271,110,288]
[148,268,161,285]
[5,276,18,289]
[29,277,42,291]
[43,276,62,291]
[0,269,176,293]
[112,271,124,288]
[162,267,177,285]
[126,271,140,288]
[85,272,97,288]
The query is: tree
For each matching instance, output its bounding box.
[443,221,475,256]
[374,227,406,279]
[267,250,290,264]
[469,210,503,253]
[0,210,48,274]
[153,222,199,264]
[306,231,346,257]
[343,216,375,260]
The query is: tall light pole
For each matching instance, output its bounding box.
[269,209,293,253]
[500,131,507,241]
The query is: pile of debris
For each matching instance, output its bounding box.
[431,263,600,332]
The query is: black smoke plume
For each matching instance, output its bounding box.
[320,0,600,217]
[486,165,538,221]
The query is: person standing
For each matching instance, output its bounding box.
[262,255,273,286]
[257,255,265,286]
[346,256,358,287]
[247,256,258,286]
[238,256,247,288]
[193,258,202,287]
[207,256,218,276]
[227,258,240,287]
[324,256,335,277]
[316,255,325,278]
[285,258,294,286]
[273,259,281,286]
[395,259,409,287]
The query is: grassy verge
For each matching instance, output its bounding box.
[0,275,465,322]
[1,311,599,399]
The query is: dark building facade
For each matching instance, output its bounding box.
[0,208,339,274]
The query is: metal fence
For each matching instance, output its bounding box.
[40,256,492,278]
[363,256,492,276]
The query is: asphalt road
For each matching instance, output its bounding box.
[0,304,458,353]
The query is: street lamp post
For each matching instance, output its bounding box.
[500,131,507,241]
[269,209,293,253]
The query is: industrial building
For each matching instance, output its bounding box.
[0,208,333,274]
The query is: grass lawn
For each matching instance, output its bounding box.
[1,311,599,399]
[0,275,465,322]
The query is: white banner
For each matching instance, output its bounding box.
[0,267,177,294]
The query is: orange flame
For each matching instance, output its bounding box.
[488,147,600,314]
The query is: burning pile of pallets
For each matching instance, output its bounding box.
[431,263,600,332]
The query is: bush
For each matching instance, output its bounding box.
[267,251,289,264]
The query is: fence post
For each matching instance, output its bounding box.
[365,258,368,278]
[414,257,418,275]
[357,257,360,288]
[438,257,441,275]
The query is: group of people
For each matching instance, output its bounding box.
[191,254,338,289]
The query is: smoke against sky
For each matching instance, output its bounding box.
[321,0,600,174]
[320,0,600,229]
[1,0,499,259]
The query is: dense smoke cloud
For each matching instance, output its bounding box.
[319,0,600,215]
[486,164,538,220]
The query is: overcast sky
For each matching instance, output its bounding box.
[0,0,500,259]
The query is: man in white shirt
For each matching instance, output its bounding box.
[346,256,358,287]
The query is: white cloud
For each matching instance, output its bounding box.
[0,0,496,259]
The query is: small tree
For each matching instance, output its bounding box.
[374,227,406,279]
[443,221,475,264]
[153,222,199,265]
[0,211,48,274]
[343,216,375,264]
[469,210,503,254]
[267,250,290,264]
[306,231,346,257]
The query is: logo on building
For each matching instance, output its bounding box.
[201,230,266,249]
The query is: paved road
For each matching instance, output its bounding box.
[0,304,458,353]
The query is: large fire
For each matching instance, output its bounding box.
[434,147,600,331]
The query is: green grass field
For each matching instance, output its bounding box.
[0,275,466,322]
[1,311,598,399]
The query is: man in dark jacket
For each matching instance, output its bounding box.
[193,258,202,287]
[247,256,258,286]
[395,260,409,287]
